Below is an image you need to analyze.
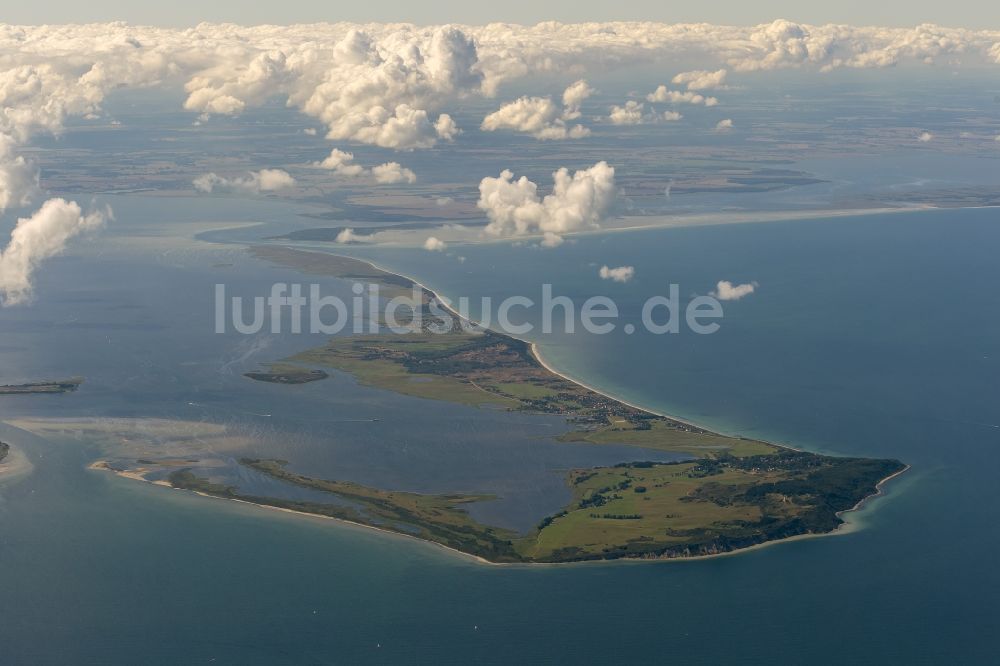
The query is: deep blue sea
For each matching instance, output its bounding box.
[1,200,998,664]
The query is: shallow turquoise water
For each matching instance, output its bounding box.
[1,204,998,664]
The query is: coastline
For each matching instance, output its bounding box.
[840,463,912,518]
[278,203,960,251]
[0,443,34,481]
[318,250,790,446]
[88,460,500,566]
[528,342,766,443]
[234,248,909,563]
[89,456,908,567]
[60,242,910,566]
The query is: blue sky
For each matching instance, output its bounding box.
[5,0,998,28]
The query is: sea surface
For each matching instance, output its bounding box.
[1,199,998,664]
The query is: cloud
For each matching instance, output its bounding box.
[608,101,646,125]
[371,162,417,184]
[918,131,934,142]
[314,149,416,184]
[434,114,460,141]
[423,236,447,251]
[0,198,108,306]
[315,149,367,176]
[335,228,371,244]
[481,80,592,140]
[1,20,996,305]
[182,27,480,150]
[607,100,682,125]
[324,103,454,150]
[598,265,635,283]
[0,20,998,295]
[647,86,719,106]
[184,51,288,116]
[1,21,998,156]
[561,79,594,119]
[472,20,1000,83]
[193,169,296,194]
[1,21,998,160]
[715,118,734,131]
[541,232,564,248]
[711,280,757,301]
[672,68,728,90]
[481,96,559,134]
[0,134,38,212]
[478,161,616,245]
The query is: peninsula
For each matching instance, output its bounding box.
[136,248,907,563]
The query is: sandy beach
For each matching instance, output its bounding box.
[87,459,500,566]
[324,251,789,445]
[0,442,34,481]
[296,204,939,251]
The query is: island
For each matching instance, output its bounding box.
[0,378,83,395]
[0,441,9,463]
[99,247,907,563]
[244,365,329,385]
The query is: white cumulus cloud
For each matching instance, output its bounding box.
[561,79,594,119]
[193,169,296,194]
[608,101,647,125]
[372,162,417,184]
[423,236,447,251]
[1,21,998,158]
[0,134,38,212]
[608,100,682,125]
[477,161,616,245]
[0,198,108,306]
[314,149,416,184]
[0,21,998,161]
[672,69,728,90]
[541,232,565,248]
[647,86,719,106]
[315,149,367,176]
[598,265,635,282]
[335,228,372,244]
[481,80,592,140]
[183,27,480,150]
[711,280,757,301]
[2,20,1000,306]
[715,118,734,131]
